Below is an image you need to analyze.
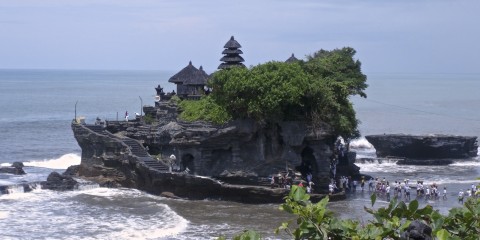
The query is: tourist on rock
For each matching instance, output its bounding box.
[425,187,431,201]
[368,178,374,192]
[405,185,411,201]
[360,177,365,191]
[328,182,335,194]
[306,172,312,184]
[386,184,391,201]
[125,111,129,121]
[309,181,315,193]
[458,190,464,203]
[443,187,447,200]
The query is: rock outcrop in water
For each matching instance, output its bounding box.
[40,172,79,191]
[365,134,478,165]
[0,162,26,175]
[70,101,357,203]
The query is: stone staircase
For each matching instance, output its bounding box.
[85,125,105,134]
[83,124,169,172]
[119,138,169,172]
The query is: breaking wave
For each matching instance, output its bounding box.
[23,153,80,169]
[0,187,189,239]
[350,137,374,149]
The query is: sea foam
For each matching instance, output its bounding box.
[350,137,374,149]
[24,153,80,169]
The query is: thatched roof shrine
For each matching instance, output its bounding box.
[218,36,246,69]
[168,61,209,99]
[168,61,199,84]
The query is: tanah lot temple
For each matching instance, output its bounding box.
[70,36,357,203]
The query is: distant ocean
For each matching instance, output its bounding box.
[1,70,479,239]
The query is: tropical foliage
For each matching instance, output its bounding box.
[178,96,231,124]
[223,186,480,240]
[179,47,367,138]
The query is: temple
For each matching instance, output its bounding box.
[70,36,359,203]
[168,61,209,100]
[218,36,246,69]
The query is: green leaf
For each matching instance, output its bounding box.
[436,229,450,240]
[408,200,419,213]
[370,193,377,207]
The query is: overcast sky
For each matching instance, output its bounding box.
[1,0,479,73]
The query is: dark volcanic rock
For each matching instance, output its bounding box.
[71,105,356,203]
[0,162,26,175]
[63,165,80,177]
[366,134,478,161]
[41,172,78,191]
[400,220,432,240]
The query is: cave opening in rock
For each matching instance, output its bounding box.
[181,154,195,174]
[296,147,318,180]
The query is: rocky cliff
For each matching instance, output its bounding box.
[70,101,357,202]
[365,134,478,164]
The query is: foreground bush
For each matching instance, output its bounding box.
[222,186,480,240]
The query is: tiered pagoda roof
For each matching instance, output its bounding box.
[218,36,246,69]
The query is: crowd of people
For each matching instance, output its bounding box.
[270,171,316,194]
[328,176,480,204]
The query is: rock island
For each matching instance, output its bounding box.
[71,36,367,203]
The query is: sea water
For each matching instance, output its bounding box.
[1,70,479,239]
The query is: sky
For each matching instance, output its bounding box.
[1,0,479,74]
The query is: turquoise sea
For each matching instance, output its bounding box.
[1,70,479,239]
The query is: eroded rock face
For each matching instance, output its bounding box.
[71,112,356,202]
[365,134,478,161]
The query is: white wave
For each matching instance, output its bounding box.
[107,205,189,239]
[0,179,15,185]
[24,153,80,169]
[422,179,480,186]
[350,137,374,149]
[450,160,480,167]
[356,161,421,173]
[78,187,142,198]
[0,211,8,219]
[0,188,45,200]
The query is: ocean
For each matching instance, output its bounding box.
[1,69,479,239]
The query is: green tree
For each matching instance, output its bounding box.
[181,47,367,139]
[178,95,232,124]
[209,61,310,122]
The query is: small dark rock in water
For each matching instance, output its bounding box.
[63,165,80,177]
[41,172,78,191]
[400,220,432,240]
[11,162,24,169]
[0,162,26,175]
